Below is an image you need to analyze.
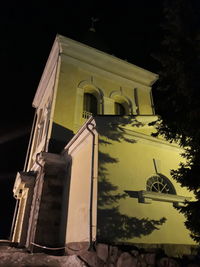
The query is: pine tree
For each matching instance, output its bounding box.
[153,0,200,241]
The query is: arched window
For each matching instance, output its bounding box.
[83,93,97,118]
[146,174,176,195]
[115,102,126,115]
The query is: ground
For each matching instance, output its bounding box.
[0,245,86,267]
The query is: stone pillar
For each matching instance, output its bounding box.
[27,152,67,252]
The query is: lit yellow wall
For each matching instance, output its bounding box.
[52,54,154,140]
[137,87,153,114]
[97,117,195,246]
[52,58,78,132]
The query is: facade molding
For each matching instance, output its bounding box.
[13,171,36,199]
[109,90,135,114]
[125,190,191,206]
[109,90,132,106]
[122,126,183,152]
[77,79,104,102]
[61,53,152,91]
[138,190,191,206]
[58,35,158,87]
[32,40,60,108]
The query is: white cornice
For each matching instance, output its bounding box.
[32,38,61,108]
[57,35,158,87]
[63,116,182,152]
[32,34,158,108]
[123,127,182,151]
[135,190,191,206]
[61,53,151,90]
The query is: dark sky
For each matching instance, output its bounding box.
[0,0,163,129]
[0,0,163,238]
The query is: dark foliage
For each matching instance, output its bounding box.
[153,0,200,241]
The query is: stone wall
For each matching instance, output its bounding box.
[75,243,200,267]
[1,242,200,266]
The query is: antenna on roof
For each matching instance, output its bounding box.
[89,17,99,32]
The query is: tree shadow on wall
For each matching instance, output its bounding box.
[97,166,166,242]
[96,115,143,144]
[96,116,166,243]
[98,207,166,242]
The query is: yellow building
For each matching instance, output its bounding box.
[11,34,196,255]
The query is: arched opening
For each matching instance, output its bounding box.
[114,102,126,115]
[146,174,176,195]
[83,93,98,118]
[109,93,130,115]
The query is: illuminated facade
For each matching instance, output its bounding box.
[11,35,196,255]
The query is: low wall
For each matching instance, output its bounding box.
[76,243,200,267]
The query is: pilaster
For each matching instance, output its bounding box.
[12,171,36,245]
[27,152,67,252]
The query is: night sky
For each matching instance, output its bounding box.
[0,0,163,238]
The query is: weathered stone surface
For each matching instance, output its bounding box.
[117,252,138,267]
[157,257,179,267]
[96,243,109,262]
[131,249,140,257]
[32,171,65,248]
[109,246,120,264]
[79,250,104,267]
[143,253,156,266]
[1,244,200,266]
[137,254,147,267]
[59,255,87,267]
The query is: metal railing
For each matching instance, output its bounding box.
[82,110,93,119]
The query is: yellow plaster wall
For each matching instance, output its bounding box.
[138,87,153,114]
[52,55,154,138]
[52,59,78,132]
[97,121,195,246]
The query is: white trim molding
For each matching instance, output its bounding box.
[126,190,191,207]
[58,35,158,87]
